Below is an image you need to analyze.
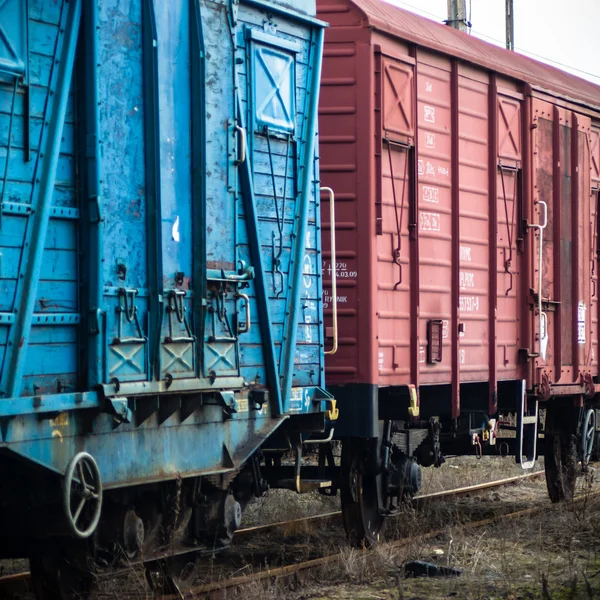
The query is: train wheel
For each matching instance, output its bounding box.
[340,439,386,547]
[545,432,576,503]
[29,541,95,600]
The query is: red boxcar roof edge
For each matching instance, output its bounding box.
[343,0,600,112]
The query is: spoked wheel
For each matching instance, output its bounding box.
[29,541,95,600]
[63,452,103,539]
[545,432,577,503]
[340,438,386,547]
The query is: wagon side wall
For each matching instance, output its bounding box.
[318,0,376,386]
[320,0,600,423]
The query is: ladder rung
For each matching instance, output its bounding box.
[522,416,537,425]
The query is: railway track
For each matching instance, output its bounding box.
[0,471,546,597]
[180,489,600,600]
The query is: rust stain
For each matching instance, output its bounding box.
[206,261,235,270]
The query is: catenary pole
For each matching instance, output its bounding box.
[446,0,468,31]
[506,0,515,50]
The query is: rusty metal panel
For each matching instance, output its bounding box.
[591,186,600,374]
[574,115,593,379]
[530,100,595,389]
[530,101,556,384]
[591,128,600,190]
[591,129,600,376]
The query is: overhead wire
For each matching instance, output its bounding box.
[386,0,600,84]
[470,28,600,83]
[468,0,472,34]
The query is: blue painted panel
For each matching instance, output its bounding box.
[200,0,236,274]
[0,391,99,417]
[154,0,192,286]
[0,0,81,397]
[0,0,28,78]
[3,407,285,488]
[153,0,196,379]
[198,0,241,383]
[97,0,147,290]
[29,0,61,25]
[0,84,74,121]
[251,43,296,133]
[0,0,329,491]
[97,0,149,384]
[234,3,325,397]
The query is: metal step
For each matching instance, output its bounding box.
[516,379,538,469]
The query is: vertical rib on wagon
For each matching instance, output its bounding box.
[79,0,104,389]
[280,26,325,409]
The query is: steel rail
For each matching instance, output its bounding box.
[0,470,546,594]
[236,470,545,537]
[176,486,600,599]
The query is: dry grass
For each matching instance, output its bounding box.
[286,468,600,600]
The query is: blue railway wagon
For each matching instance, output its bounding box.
[0,0,335,595]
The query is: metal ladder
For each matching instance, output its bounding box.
[516,379,538,469]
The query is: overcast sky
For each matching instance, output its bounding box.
[385,0,600,86]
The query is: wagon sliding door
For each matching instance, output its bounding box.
[98,0,202,389]
[495,89,522,383]
[590,127,600,378]
[530,100,593,389]
[243,30,319,388]
[375,51,415,386]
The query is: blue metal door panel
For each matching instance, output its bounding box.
[252,43,296,133]
[236,13,325,406]
[97,0,149,384]
[154,0,196,379]
[201,0,236,272]
[0,0,28,78]
[199,0,241,382]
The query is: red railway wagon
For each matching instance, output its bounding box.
[317,0,600,544]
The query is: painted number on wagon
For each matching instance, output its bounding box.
[323,261,357,279]
[459,296,480,312]
[424,106,435,123]
[459,271,475,289]
[578,301,586,344]
[423,186,439,204]
[419,211,441,232]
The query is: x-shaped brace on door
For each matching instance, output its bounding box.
[257,50,293,124]
[384,65,412,132]
[499,101,520,157]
